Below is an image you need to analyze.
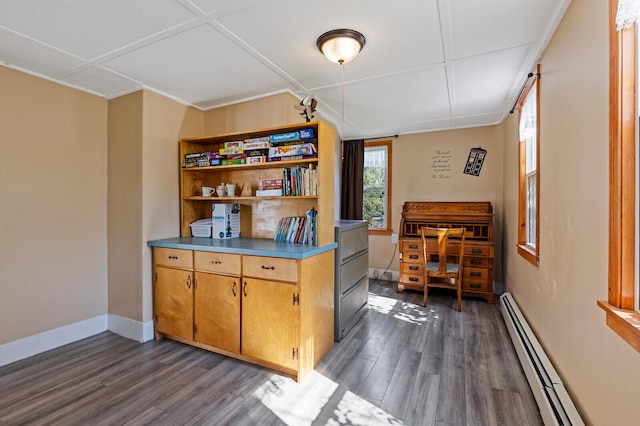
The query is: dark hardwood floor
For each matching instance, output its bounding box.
[0,280,542,425]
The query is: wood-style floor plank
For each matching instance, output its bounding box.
[0,280,543,425]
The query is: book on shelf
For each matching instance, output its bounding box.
[256,188,283,196]
[280,164,317,196]
[274,209,316,245]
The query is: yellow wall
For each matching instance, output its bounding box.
[108,90,203,323]
[368,126,504,285]
[502,1,640,424]
[0,67,108,344]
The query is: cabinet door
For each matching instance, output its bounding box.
[241,277,297,370]
[154,266,193,340]
[194,272,240,353]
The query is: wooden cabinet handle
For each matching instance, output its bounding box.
[409,277,419,282]
[408,244,419,249]
[409,255,419,260]
[471,248,482,254]
[409,266,419,271]
[232,281,237,297]
[470,284,481,289]
[470,272,482,277]
[186,275,191,289]
[243,281,248,297]
[211,260,222,265]
[471,259,482,265]
[168,255,178,260]
[261,265,275,270]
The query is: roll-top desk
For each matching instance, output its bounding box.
[398,201,495,304]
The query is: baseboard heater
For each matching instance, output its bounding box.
[499,293,584,426]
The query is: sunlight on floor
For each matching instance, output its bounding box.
[367,292,398,314]
[368,292,433,325]
[252,371,404,425]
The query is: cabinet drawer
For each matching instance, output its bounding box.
[243,255,298,282]
[464,245,493,257]
[154,248,193,270]
[194,251,241,276]
[401,273,424,286]
[463,279,491,292]
[339,253,368,295]
[339,226,369,262]
[464,257,489,268]
[463,267,488,280]
[401,262,424,276]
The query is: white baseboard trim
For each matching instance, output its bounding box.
[0,315,108,367]
[107,314,154,343]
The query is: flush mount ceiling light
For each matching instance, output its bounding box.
[316,29,366,64]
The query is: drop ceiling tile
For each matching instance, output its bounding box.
[0,0,199,60]
[216,0,443,88]
[314,66,450,139]
[450,45,535,117]
[0,27,85,78]
[102,24,292,106]
[446,0,561,60]
[61,66,142,98]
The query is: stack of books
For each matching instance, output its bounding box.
[183,151,211,168]
[256,179,284,196]
[274,208,317,245]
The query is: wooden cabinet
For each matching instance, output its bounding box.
[179,121,336,246]
[151,121,337,382]
[398,201,495,304]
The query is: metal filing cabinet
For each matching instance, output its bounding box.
[334,220,369,341]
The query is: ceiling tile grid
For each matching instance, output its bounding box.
[0,0,572,140]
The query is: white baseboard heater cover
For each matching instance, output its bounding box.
[499,293,584,426]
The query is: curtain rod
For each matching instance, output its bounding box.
[364,134,398,141]
[509,72,535,114]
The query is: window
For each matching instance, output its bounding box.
[363,141,392,233]
[598,0,640,353]
[517,66,540,266]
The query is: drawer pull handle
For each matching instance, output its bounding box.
[409,277,419,282]
[409,266,419,271]
[186,276,191,289]
[470,272,482,277]
[471,248,482,254]
[470,284,481,289]
[261,265,276,270]
[471,259,482,265]
[232,281,237,297]
[408,244,419,249]
[211,260,222,265]
[243,281,248,297]
[168,255,178,260]
[409,255,419,260]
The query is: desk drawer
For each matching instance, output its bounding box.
[194,251,240,276]
[464,245,493,257]
[401,273,424,286]
[464,257,489,268]
[402,241,422,252]
[463,279,491,292]
[463,267,488,281]
[401,262,424,276]
[402,251,424,263]
[154,248,193,270]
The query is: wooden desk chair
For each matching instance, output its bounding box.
[420,227,466,311]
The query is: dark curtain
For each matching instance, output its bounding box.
[341,139,364,220]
